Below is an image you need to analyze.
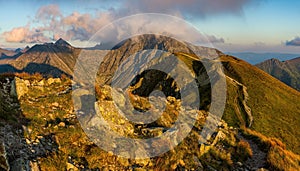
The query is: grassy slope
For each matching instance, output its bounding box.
[220,55,300,154]
[172,53,300,154]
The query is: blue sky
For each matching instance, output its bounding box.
[0,0,299,53]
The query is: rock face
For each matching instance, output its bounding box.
[97,34,222,85]
[11,77,29,99]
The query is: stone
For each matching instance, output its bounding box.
[30,161,40,171]
[199,144,211,155]
[24,80,30,86]
[179,159,185,166]
[37,80,45,86]
[52,102,59,107]
[236,162,243,167]
[117,157,129,167]
[26,139,31,144]
[167,96,176,104]
[72,89,93,110]
[212,131,226,146]
[12,77,29,99]
[10,79,17,97]
[107,151,114,156]
[135,158,151,167]
[67,162,79,171]
[37,135,43,139]
[171,163,177,170]
[47,78,61,85]
[58,122,66,127]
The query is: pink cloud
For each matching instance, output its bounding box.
[3,1,240,44]
[4,27,29,42]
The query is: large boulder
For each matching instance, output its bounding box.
[10,77,29,99]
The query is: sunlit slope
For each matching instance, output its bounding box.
[219,55,300,154]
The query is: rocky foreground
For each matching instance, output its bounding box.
[0,75,282,171]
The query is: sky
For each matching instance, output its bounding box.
[0,0,300,53]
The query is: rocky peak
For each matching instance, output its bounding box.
[269,58,281,64]
[97,34,223,84]
[55,38,71,47]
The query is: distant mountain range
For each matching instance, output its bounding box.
[226,52,300,64]
[0,48,15,57]
[256,57,300,91]
[0,38,105,77]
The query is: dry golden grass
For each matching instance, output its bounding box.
[242,128,300,170]
[237,140,253,160]
[15,72,43,81]
[267,146,300,171]
[0,72,15,78]
[39,153,67,171]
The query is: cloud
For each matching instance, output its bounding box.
[126,0,258,18]
[2,0,256,44]
[36,4,62,22]
[3,4,63,43]
[3,4,117,43]
[3,27,29,42]
[3,26,51,43]
[205,35,225,43]
[61,11,114,41]
[286,37,300,46]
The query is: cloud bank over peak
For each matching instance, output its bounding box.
[2,0,259,45]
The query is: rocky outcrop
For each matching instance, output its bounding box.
[11,77,63,100]
[11,77,29,99]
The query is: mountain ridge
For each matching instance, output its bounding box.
[0,35,299,170]
[0,36,299,153]
[255,56,300,91]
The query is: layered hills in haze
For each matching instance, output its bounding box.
[226,52,300,64]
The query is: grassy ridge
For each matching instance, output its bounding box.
[220,55,300,154]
